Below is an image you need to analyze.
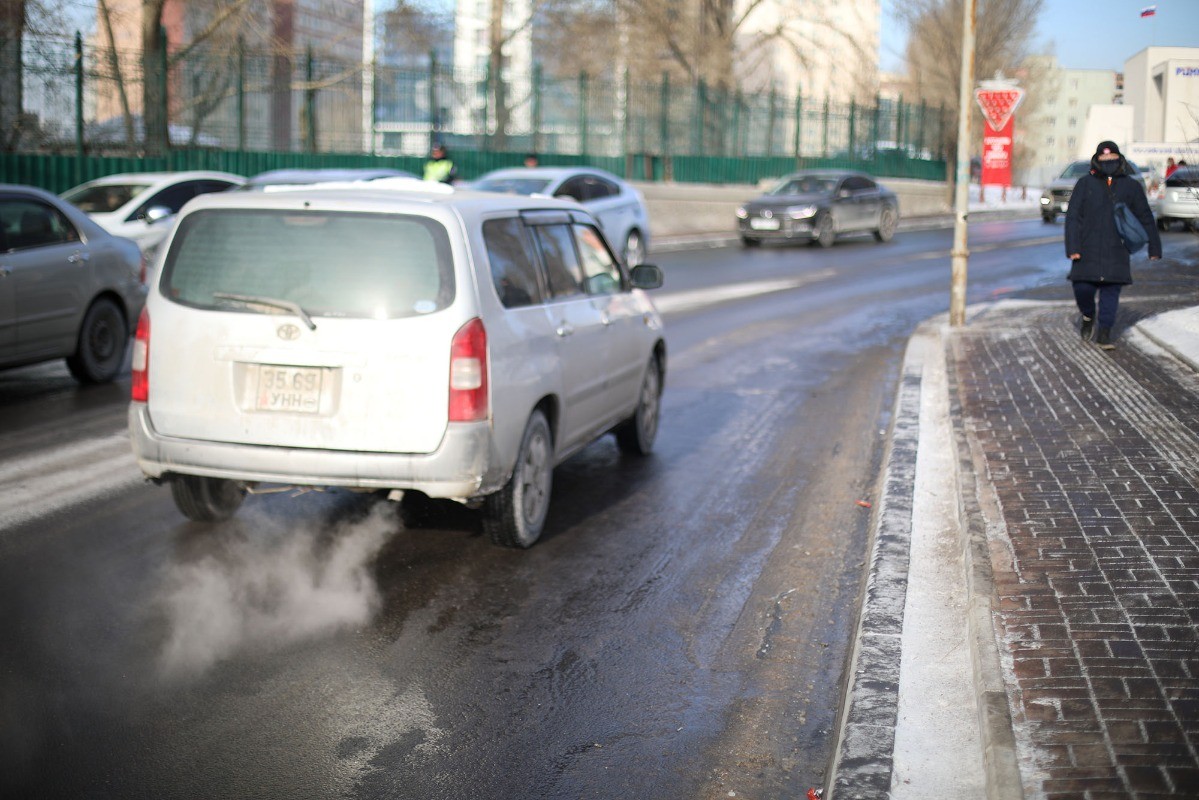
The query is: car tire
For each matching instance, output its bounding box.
[813,213,835,248]
[623,230,646,267]
[170,475,246,522]
[615,355,662,456]
[741,236,761,248]
[873,207,897,243]
[65,297,128,384]
[482,410,553,548]
[1042,213,1056,224]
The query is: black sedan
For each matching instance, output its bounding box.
[736,171,899,248]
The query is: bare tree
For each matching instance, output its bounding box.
[900,0,1045,189]
[0,0,27,150]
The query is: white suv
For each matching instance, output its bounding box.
[127,182,665,547]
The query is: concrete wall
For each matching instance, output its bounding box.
[634,178,951,238]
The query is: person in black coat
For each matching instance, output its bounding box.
[1064,140,1161,349]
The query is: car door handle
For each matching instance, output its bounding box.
[556,323,575,337]
[67,250,90,264]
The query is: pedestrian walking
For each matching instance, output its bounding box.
[1065,140,1161,349]
[423,142,457,184]
[1164,156,1177,178]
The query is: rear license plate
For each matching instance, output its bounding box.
[750,217,780,231]
[256,365,322,413]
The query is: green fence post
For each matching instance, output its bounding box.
[237,36,246,150]
[532,63,542,155]
[304,46,316,153]
[871,94,880,158]
[578,71,588,157]
[848,98,857,161]
[896,94,905,154]
[821,97,829,158]
[428,50,438,139]
[793,90,802,164]
[659,72,669,160]
[74,32,84,182]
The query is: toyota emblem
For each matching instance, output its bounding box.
[277,324,301,341]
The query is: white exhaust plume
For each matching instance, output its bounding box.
[157,502,396,678]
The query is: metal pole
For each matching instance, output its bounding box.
[950,0,977,327]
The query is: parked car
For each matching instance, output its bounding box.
[61,170,244,254]
[0,184,146,383]
[239,168,419,191]
[127,184,666,548]
[470,167,652,266]
[1040,160,1149,223]
[736,170,899,248]
[1156,166,1199,231]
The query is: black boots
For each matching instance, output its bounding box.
[1096,328,1115,350]
[1080,316,1094,340]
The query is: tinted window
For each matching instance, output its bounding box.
[554,178,586,203]
[134,182,199,219]
[770,176,836,195]
[532,224,583,298]
[162,209,454,319]
[583,176,618,200]
[843,176,869,191]
[1166,168,1199,187]
[62,182,151,213]
[573,224,621,295]
[483,217,543,308]
[0,199,80,251]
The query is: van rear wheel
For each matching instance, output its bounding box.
[170,475,246,522]
[483,410,552,548]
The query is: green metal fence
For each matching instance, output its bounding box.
[3,32,947,189]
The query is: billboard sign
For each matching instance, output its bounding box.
[975,81,1026,187]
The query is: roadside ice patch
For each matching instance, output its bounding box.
[155,502,396,678]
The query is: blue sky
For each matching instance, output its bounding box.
[880,0,1199,73]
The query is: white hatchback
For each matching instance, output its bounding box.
[127,183,666,547]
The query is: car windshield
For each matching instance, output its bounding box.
[473,177,554,196]
[62,183,151,212]
[768,177,836,196]
[161,209,455,320]
[1060,163,1092,180]
[1166,168,1199,187]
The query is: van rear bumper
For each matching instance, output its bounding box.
[128,404,500,501]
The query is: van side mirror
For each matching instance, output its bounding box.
[629,264,663,290]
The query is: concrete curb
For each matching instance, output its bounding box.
[827,337,923,799]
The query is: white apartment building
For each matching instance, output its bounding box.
[1123,46,1199,146]
[1018,55,1118,187]
[736,0,880,103]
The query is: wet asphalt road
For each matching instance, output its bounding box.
[1,219,1153,799]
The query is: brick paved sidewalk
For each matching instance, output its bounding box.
[948,300,1199,799]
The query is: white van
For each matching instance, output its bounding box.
[128,183,665,547]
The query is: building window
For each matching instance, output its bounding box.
[1069,117,1077,127]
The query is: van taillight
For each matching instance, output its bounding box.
[448,318,488,422]
[131,309,150,402]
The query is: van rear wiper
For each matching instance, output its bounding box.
[213,292,316,331]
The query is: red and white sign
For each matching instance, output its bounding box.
[975,83,1025,187]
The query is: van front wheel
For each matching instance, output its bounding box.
[483,411,552,548]
[170,475,246,522]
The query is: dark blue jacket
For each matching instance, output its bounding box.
[1064,165,1161,285]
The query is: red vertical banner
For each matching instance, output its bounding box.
[981,118,1014,187]
[974,82,1025,188]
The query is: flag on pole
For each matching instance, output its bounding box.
[1140,5,1156,16]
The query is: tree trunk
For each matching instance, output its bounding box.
[99,0,136,151]
[488,0,509,151]
[0,0,25,150]
[142,0,170,154]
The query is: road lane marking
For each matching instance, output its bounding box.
[0,433,144,533]
[651,269,836,314]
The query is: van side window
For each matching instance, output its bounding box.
[532,224,584,299]
[573,223,621,295]
[483,217,543,308]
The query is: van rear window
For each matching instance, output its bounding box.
[161,209,454,319]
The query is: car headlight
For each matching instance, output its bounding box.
[1040,194,1050,204]
[787,205,817,219]
[735,206,748,219]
